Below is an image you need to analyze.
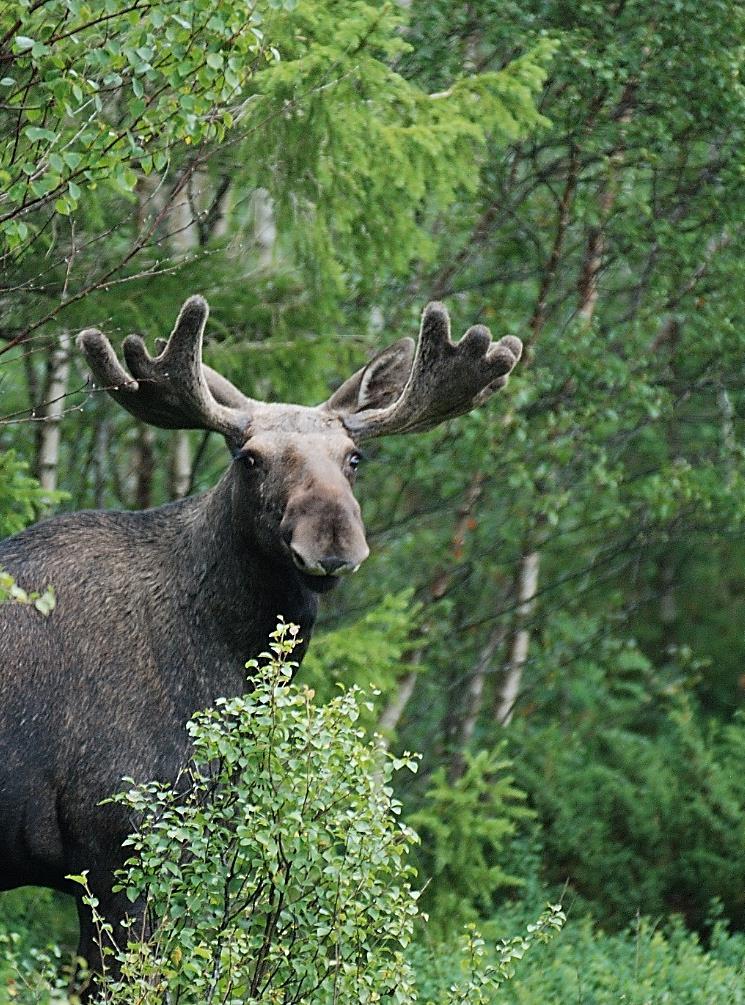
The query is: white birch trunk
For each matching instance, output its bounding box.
[376,666,419,750]
[496,550,540,726]
[37,330,71,492]
[166,173,206,498]
[171,431,192,499]
[377,470,487,748]
[169,169,206,251]
[450,621,507,779]
[718,386,735,487]
[252,188,276,269]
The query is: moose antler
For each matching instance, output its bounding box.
[77,296,255,443]
[79,296,521,448]
[339,302,523,440]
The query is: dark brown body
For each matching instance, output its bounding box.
[0,468,319,963]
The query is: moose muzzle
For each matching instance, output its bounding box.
[281,490,369,579]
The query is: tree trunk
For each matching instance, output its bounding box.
[718,385,735,488]
[37,330,71,492]
[93,414,109,508]
[450,620,507,779]
[170,431,192,500]
[252,188,276,269]
[495,550,540,726]
[376,663,419,750]
[168,168,206,251]
[496,88,635,726]
[165,173,205,499]
[494,153,581,723]
[206,176,233,241]
[133,425,156,510]
[375,472,485,747]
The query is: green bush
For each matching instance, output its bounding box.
[0,450,59,539]
[0,623,563,1003]
[0,450,60,611]
[419,906,566,1005]
[408,746,532,933]
[78,621,421,1003]
[512,699,745,930]
[0,890,79,1003]
[413,905,745,1005]
[498,912,745,1004]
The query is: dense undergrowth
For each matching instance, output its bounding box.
[1,627,744,1001]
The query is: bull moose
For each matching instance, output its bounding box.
[0,295,522,977]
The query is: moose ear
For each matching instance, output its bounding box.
[321,338,415,415]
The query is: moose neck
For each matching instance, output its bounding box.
[173,465,318,679]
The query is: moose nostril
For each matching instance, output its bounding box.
[319,557,349,575]
[289,547,360,577]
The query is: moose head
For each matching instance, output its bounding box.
[78,295,522,591]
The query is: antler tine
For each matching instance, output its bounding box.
[152,336,248,411]
[343,302,522,440]
[78,295,254,442]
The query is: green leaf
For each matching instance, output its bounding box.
[24,126,56,143]
[33,589,55,616]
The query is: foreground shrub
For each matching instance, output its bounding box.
[80,621,421,1003]
[2,623,564,1002]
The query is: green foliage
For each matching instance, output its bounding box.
[415,906,566,1005]
[3,0,745,998]
[0,0,273,248]
[0,451,57,538]
[81,622,421,1003]
[414,907,745,1005]
[0,889,78,1003]
[300,589,419,720]
[500,912,745,1004]
[0,934,77,1005]
[0,891,75,959]
[251,21,556,294]
[512,699,745,930]
[409,746,532,932]
[0,624,564,1004]
[0,451,58,610]
[0,567,55,613]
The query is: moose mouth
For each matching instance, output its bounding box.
[298,571,340,594]
[288,546,360,591]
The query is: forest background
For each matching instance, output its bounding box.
[1,0,745,1001]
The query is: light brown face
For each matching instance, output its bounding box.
[231,404,370,588]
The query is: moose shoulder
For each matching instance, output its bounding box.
[0,295,522,976]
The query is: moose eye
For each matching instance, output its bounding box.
[348,451,363,471]
[233,447,259,469]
